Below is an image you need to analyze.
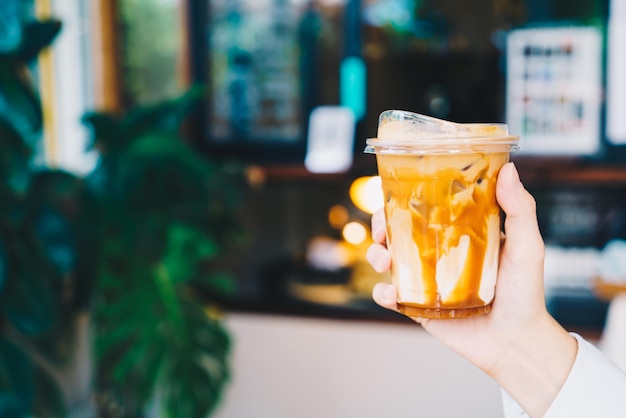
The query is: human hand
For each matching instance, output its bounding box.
[366,162,577,417]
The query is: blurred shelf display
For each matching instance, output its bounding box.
[546,288,609,338]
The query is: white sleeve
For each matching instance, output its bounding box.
[501,333,626,418]
[501,388,528,417]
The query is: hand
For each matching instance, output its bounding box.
[366,162,577,418]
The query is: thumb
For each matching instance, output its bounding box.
[496,162,544,262]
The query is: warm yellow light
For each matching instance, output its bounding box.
[349,176,384,215]
[328,205,350,229]
[342,221,368,245]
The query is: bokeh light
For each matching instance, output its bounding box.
[349,176,384,215]
[328,204,350,228]
[342,221,368,245]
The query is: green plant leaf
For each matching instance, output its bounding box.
[93,265,231,417]
[0,58,43,139]
[158,300,230,418]
[0,238,5,295]
[25,170,85,275]
[192,270,236,302]
[122,85,204,138]
[0,0,23,53]
[25,170,83,214]
[82,85,203,156]
[0,337,34,417]
[85,86,242,417]
[0,116,32,197]
[12,20,62,64]
[1,226,58,336]
[110,134,214,222]
[162,223,219,284]
[81,111,124,153]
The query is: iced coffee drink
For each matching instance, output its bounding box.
[365,110,520,319]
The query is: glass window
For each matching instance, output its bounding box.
[117,0,186,107]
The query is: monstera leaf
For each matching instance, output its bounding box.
[82,85,204,155]
[91,141,238,416]
[83,86,243,417]
[92,216,232,417]
[93,262,231,418]
[121,85,204,138]
[111,134,217,218]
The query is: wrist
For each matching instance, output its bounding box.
[487,315,578,417]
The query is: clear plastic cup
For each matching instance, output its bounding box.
[365,110,520,319]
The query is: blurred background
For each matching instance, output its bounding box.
[2,0,626,417]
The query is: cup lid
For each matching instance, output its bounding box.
[365,110,520,154]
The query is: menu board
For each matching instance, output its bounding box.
[506,26,603,155]
[208,0,306,144]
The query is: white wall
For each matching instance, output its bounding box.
[214,313,504,418]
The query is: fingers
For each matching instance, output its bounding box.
[372,283,427,326]
[496,162,545,263]
[368,208,391,273]
[371,208,386,244]
[369,213,400,316]
[372,282,399,311]
[366,243,391,273]
[496,162,545,306]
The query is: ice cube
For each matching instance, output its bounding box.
[437,234,470,302]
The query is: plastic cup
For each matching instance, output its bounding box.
[365,110,520,319]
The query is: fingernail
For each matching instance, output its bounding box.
[509,162,521,188]
[373,226,385,242]
[382,284,395,301]
[375,252,390,273]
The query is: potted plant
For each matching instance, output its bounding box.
[1,8,244,417]
[0,11,71,417]
[82,87,244,418]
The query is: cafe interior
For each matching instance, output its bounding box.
[2,0,626,417]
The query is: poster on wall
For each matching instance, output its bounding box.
[506,26,603,156]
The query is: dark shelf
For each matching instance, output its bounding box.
[222,294,414,325]
[252,156,626,186]
[514,156,626,186]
